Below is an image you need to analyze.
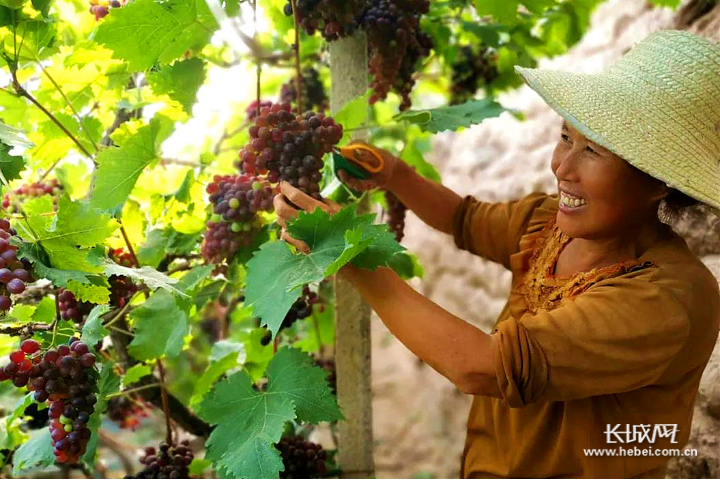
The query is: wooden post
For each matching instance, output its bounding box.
[329,31,375,479]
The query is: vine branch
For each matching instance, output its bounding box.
[290,0,303,113]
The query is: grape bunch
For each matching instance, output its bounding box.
[246,100,273,122]
[238,102,343,199]
[449,46,500,105]
[361,0,432,110]
[57,289,93,324]
[314,357,336,395]
[0,218,32,311]
[384,191,407,242]
[280,68,329,113]
[284,0,365,40]
[108,249,139,308]
[2,179,63,213]
[0,338,97,465]
[276,434,327,479]
[126,440,194,479]
[281,284,322,330]
[201,174,275,263]
[88,0,127,20]
[107,395,152,430]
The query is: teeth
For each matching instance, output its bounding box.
[561,193,587,207]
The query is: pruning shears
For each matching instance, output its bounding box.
[321,143,386,198]
[332,144,386,180]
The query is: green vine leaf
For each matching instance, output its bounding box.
[245,205,403,337]
[127,289,188,361]
[81,305,111,348]
[395,98,510,133]
[147,58,207,114]
[197,347,342,479]
[90,115,174,211]
[94,0,218,71]
[11,429,54,477]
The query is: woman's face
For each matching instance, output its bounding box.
[551,120,666,240]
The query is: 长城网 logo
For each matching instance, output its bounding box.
[604,424,679,444]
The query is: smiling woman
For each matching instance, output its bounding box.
[275,29,720,479]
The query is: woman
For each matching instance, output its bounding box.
[274,30,720,478]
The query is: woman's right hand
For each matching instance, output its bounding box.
[337,140,402,191]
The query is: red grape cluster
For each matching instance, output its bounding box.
[89,0,127,20]
[361,0,432,110]
[2,179,63,213]
[57,289,94,323]
[314,357,336,395]
[238,103,342,199]
[0,338,97,465]
[126,440,194,479]
[284,0,364,40]
[201,174,275,263]
[0,219,31,311]
[107,395,152,430]
[280,68,329,113]
[449,46,499,105]
[246,100,273,122]
[384,191,407,242]
[108,249,139,308]
[276,434,327,479]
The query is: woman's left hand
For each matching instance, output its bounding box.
[274,181,342,254]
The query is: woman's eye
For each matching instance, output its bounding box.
[561,133,571,142]
[586,145,596,154]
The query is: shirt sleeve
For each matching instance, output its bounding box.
[492,268,691,408]
[452,192,550,270]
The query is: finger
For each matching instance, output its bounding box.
[281,230,310,254]
[323,198,341,212]
[273,194,298,226]
[280,181,328,212]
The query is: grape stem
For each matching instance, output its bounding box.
[9,73,94,161]
[289,0,303,113]
[119,223,141,269]
[156,359,174,446]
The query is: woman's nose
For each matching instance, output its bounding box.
[554,146,583,180]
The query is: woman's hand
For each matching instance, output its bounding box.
[274,181,341,254]
[337,140,401,191]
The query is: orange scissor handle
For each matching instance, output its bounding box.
[337,144,385,173]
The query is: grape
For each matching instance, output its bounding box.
[7,278,25,294]
[279,284,322,332]
[108,249,139,308]
[2,179,63,214]
[284,0,364,41]
[313,357,337,395]
[87,0,126,20]
[0,219,31,310]
[125,440,194,479]
[57,289,93,324]
[246,100,273,122]
[449,45,499,105]
[384,191,407,242]
[0,295,11,311]
[107,395,152,430]
[21,339,40,354]
[237,102,342,200]
[201,174,275,264]
[280,68,329,113]
[276,434,327,478]
[360,0,431,111]
[0,338,98,464]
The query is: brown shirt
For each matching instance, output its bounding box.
[452,192,720,478]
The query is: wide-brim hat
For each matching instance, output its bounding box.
[514,30,720,211]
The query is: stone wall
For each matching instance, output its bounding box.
[370,1,720,477]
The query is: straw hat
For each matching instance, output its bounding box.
[514,30,720,211]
